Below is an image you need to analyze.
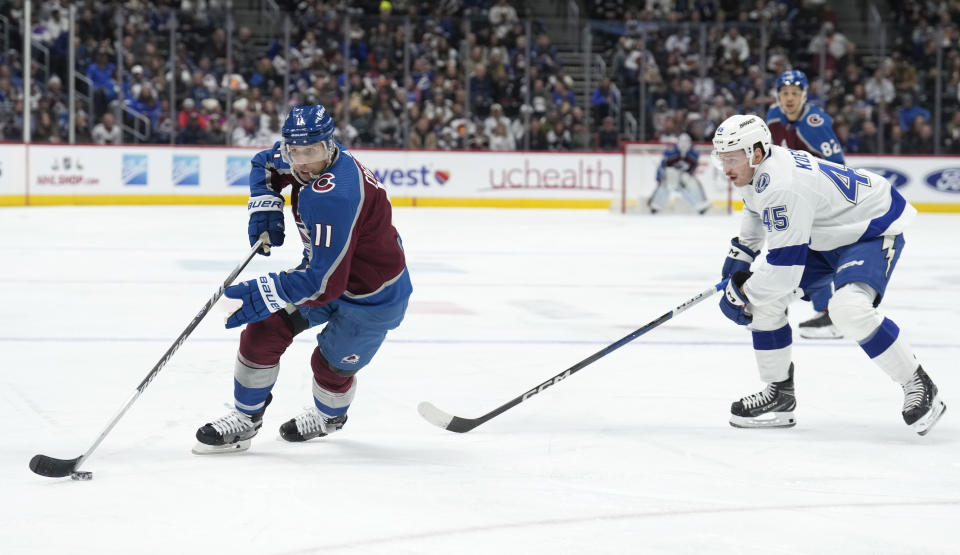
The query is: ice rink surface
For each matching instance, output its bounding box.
[2,205,958,554]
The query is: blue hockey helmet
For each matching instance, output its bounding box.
[776,69,808,105]
[281,104,336,184]
[282,104,335,145]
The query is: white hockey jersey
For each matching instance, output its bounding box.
[737,145,916,305]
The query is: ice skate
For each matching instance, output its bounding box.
[730,364,797,428]
[902,367,946,436]
[279,406,348,442]
[798,311,843,339]
[193,394,272,454]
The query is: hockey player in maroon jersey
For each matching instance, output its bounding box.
[194,104,412,453]
[763,69,845,339]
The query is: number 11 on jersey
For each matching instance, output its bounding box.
[314,223,333,248]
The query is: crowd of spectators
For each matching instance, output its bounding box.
[2,0,960,155]
[592,0,960,154]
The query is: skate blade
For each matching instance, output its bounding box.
[798,326,843,339]
[191,439,252,455]
[730,412,796,429]
[912,396,946,436]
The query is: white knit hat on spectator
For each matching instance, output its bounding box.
[203,74,218,91]
[132,65,144,75]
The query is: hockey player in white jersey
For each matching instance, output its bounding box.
[713,114,945,435]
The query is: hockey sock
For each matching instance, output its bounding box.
[234,352,279,415]
[859,318,917,384]
[752,324,793,383]
[311,347,356,417]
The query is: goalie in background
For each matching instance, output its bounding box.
[648,133,711,215]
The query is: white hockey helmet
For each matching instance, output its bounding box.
[712,114,771,168]
[677,133,692,156]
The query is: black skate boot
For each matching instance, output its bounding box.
[193,394,272,454]
[730,364,797,428]
[279,407,348,442]
[798,311,843,339]
[902,367,946,436]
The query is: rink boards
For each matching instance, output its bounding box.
[1,143,959,211]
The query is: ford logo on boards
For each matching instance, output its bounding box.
[924,168,960,193]
[860,167,909,189]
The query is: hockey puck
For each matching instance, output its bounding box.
[71,471,93,481]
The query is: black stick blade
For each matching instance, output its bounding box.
[29,455,81,478]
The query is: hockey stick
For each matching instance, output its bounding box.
[418,279,728,433]
[28,237,266,479]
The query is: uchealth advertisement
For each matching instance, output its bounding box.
[358,150,621,199]
[0,144,959,209]
[5,145,624,206]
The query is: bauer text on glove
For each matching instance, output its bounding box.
[224,274,289,328]
[248,195,285,255]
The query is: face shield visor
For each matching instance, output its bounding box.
[712,148,748,173]
[281,140,334,184]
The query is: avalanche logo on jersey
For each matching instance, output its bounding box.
[341,354,360,364]
[312,173,336,193]
[806,113,824,127]
[755,172,771,194]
